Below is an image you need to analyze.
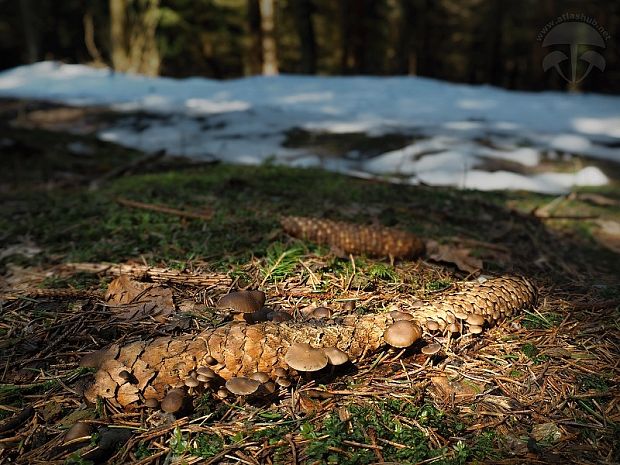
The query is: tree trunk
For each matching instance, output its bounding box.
[292,0,316,74]
[109,0,161,76]
[259,0,278,75]
[245,0,263,75]
[19,0,38,63]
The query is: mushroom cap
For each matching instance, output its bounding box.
[426,320,440,331]
[64,421,92,443]
[383,320,422,348]
[205,356,218,365]
[144,398,159,408]
[217,291,262,313]
[196,366,217,378]
[276,377,291,387]
[323,347,349,366]
[421,343,442,355]
[262,381,277,394]
[161,389,185,413]
[250,307,271,323]
[311,307,332,319]
[269,311,293,322]
[225,377,261,396]
[248,290,266,307]
[469,324,483,334]
[390,310,414,321]
[453,310,469,320]
[466,314,485,326]
[249,372,270,383]
[196,374,213,383]
[184,376,199,388]
[216,388,229,399]
[447,322,460,333]
[284,343,329,372]
[274,367,288,378]
[343,300,356,311]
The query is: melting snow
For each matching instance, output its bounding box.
[1,61,618,193]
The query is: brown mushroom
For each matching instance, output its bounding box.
[144,398,159,408]
[205,356,218,365]
[276,377,291,387]
[323,347,349,366]
[421,343,442,355]
[184,376,199,388]
[383,320,422,348]
[447,322,460,334]
[390,310,414,321]
[217,291,262,314]
[453,310,469,320]
[64,421,92,444]
[426,320,440,331]
[311,307,332,319]
[161,389,185,413]
[225,377,261,396]
[343,300,356,311]
[274,367,288,378]
[249,372,270,383]
[262,381,277,394]
[468,325,483,334]
[196,366,217,378]
[466,314,485,326]
[284,343,329,372]
[269,311,293,322]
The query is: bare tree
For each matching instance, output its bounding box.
[109,0,161,76]
[292,0,316,74]
[259,0,278,75]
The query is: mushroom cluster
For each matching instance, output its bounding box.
[284,342,349,373]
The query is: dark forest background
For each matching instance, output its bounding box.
[0,0,618,93]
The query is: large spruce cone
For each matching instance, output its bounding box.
[83,276,536,410]
[281,216,425,258]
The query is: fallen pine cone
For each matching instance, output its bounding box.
[281,216,425,258]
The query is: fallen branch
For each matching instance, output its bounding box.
[116,197,213,221]
[61,262,232,288]
[89,150,166,190]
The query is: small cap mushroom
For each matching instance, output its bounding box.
[421,343,442,355]
[453,310,469,320]
[217,291,262,313]
[311,307,332,319]
[216,388,229,399]
[468,325,483,334]
[426,320,440,331]
[383,320,422,348]
[205,356,218,365]
[262,381,277,394]
[249,290,266,307]
[269,311,293,322]
[64,421,92,444]
[196,366,217,378]
[118,370,137,384]
[284,343,329,372]
[276,377,291,387]
[323,347,349,366]
[250,307,271,323]
[161,389,185,413]
[249,372,270,383]
[343,300,356,311]
[274,367,288,378]
[184,376,200,388]
[144,398,159,408]
[225,377,261,396]
[390,310,414,321]
[447,322,460,334]
[466,314,485,326]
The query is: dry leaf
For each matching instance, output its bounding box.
[105,275,175,322]
[425,240,483,273]
[430,375,484,402]
[593,220,620,253]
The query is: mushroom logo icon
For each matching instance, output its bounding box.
[542,21,606,83]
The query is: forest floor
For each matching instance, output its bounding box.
[0,101,619,464]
